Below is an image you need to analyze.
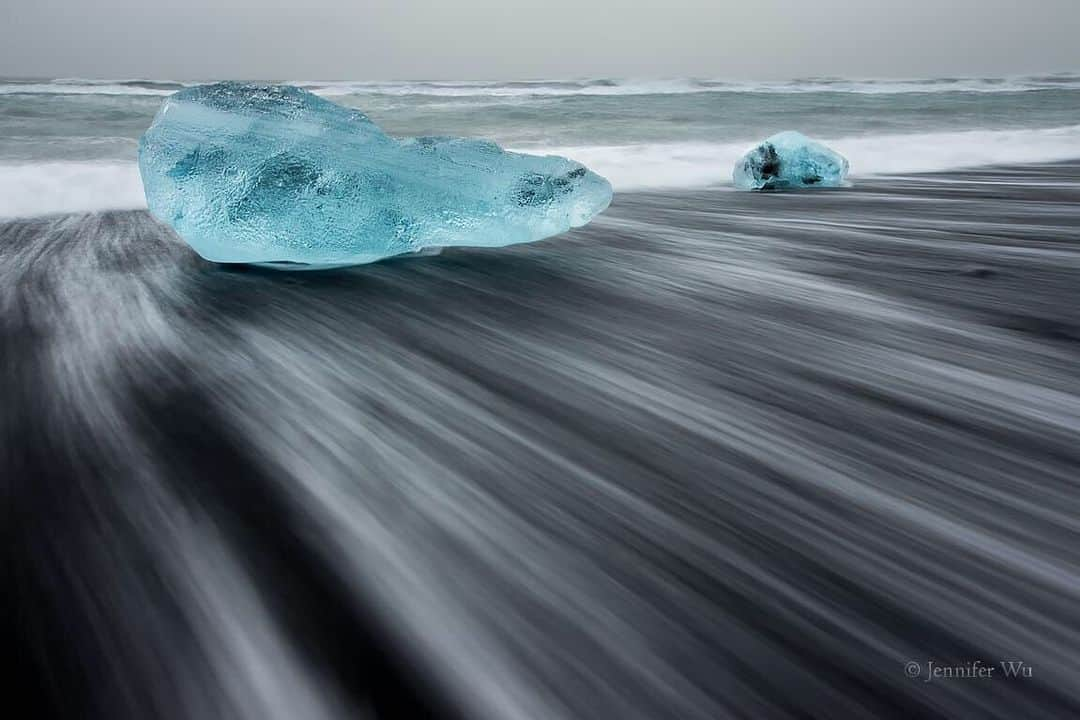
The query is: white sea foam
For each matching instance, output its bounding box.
[0,162,146,217]
[4,125,1080,218]
[526,125,1080,190]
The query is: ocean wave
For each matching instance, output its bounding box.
[4,74,1080,98]
[4,125,1080,217]
[292,78,705,97]
[300,75,1080,97]
[0,80,187,96]
[51,78,193,91]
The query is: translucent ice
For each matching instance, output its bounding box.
[732,131,849,191]
[138,83,612,267]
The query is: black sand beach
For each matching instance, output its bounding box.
[7,163,1080,719]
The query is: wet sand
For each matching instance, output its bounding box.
[7,163,1080,719]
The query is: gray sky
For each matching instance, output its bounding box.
[2,0,1078,80]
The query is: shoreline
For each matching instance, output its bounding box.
[6,139,1080,218]
[6,161,1080,719]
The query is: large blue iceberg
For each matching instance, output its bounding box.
[732,131,849,191]
[138,83,612,267]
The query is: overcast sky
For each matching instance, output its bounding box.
[2,0,1078,80]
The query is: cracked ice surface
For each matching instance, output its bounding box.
[139,83,612,267]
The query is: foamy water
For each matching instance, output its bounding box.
[533,124,1080,190]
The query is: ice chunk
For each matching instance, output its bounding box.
[733,131,849,191]
[138,83,612,267]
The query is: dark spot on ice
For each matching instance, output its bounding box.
[513,170,580,207]
[758,143,781,178]
[256,156,322,190]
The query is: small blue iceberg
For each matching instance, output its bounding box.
[733,131,849,191]
[138,83,612,268]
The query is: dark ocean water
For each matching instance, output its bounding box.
[7,163,1080,719]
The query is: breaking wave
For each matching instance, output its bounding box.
[303,75,1080,97]
[0,79,192,96]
